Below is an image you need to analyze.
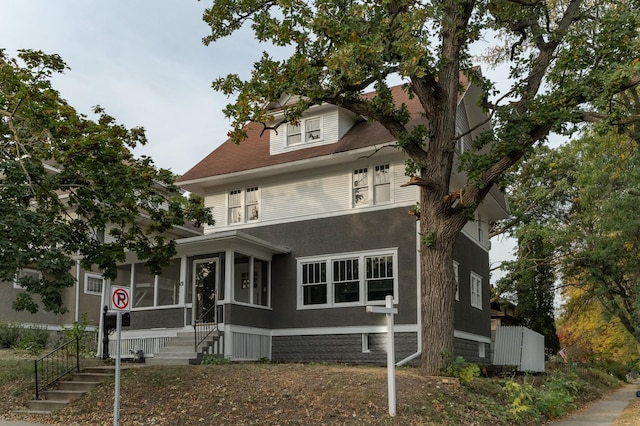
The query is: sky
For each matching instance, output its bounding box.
[1,0,517,274]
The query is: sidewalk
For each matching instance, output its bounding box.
[548,383,638,425]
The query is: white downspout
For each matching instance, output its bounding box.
[396,220,422,366]
[74,253,81,323]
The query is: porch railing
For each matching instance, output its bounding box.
[194,305,217,352]
[34,336,80,400]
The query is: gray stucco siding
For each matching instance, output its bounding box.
[453,235,491,339]
[241,207,418,329]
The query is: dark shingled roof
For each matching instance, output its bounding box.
[177,81,464,183]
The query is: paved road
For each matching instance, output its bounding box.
[548,383,638,425]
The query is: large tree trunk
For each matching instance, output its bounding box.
[418,186,465,375]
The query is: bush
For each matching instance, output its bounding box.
[16,325,49,353]
[202,355,231,365]
[440,354,480,384]
[0,322,22,348]
[61,313,97,357]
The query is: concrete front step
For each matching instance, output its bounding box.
[146,357,194,365]
[27,399,69,412]
[71,372,113,382]
[57,380,100,391]
[42,389,85,402]
[26,365,121,414]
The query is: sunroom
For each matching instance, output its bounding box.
[98,230,290,360]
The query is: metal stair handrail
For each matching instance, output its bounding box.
[194,305,217,352]
[34,336,80,400]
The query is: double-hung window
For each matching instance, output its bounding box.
[287,116,322,145]
[13,268,41,289]
[470,272,483,309]
[298,249,398,309]
[84,273,104,295]
[353,163,391,207]
[301,261,327,305]
[228,187,260,224]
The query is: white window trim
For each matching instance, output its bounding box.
[352,163,392,208]
[479,342,486,358]
[286,116,323,146]
[130,262,182,310]
[232,254,272,309]
[84,273,104,296]
[14,268,41,289]
[470,271,483,310]
[227,187,260,225]
[362,333,371,353]
[476,211,485,244]
[296,248,399,310]
[453,261,459,301]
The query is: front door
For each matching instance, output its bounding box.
[193,259,218,324]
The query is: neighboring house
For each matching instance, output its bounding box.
[0,182,201,342]
[107,76,510,365]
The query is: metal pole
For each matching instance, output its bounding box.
[113,311,122,426]
[385,295,396,417]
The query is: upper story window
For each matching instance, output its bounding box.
[14,268,41,289]
[453,261,459,301]
[287,116,323,146]
[228,187,260,224]
[353,163,391,207]
[470,272,483,309]
[476,211,486,244]
[84,273,104,295]
[298,248,398,309]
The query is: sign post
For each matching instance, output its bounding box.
[366,295,398,417]
[110,286,130,426]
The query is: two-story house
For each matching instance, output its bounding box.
[104,78,509,365]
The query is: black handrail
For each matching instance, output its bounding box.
[34,336,80,400]
[194,305,217,352]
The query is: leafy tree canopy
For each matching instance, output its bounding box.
[497,129,640,360]
[201,0,640,373]
[0,50,214,314]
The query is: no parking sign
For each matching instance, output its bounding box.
[110,286,131,311]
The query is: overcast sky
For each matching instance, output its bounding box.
[1,0,269,175]
[1,0,517,272]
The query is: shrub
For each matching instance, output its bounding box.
[202,355,231,365]
[15,325,49,353]
[61,313,97,357]
[440,353,480,384]
[0,322,22,348]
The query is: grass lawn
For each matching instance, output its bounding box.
[0,349,625,425]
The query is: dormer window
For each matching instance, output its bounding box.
[287,116,322,146]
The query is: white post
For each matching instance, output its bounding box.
[366,294,398,417]
[113,311,122,426]
[385,295,396,417]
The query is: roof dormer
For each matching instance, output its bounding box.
[269,104,362,155]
